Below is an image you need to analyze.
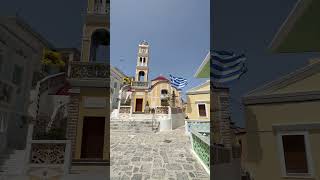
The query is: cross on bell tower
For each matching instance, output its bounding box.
[80,0,110,62]
[135,40,150,82]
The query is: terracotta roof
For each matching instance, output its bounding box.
[151,75,169,81]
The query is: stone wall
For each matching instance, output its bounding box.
[212,87,233,148]
[66,93,80,158]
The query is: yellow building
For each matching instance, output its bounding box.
[67,0,110,163]
[185,52,210,120]
[242,61,320,180]
[124,41,183,113]
[242,1,320,179]
[186,80,210,120]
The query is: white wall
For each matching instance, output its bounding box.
[172,113,185,129]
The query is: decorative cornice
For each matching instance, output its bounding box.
[245,61,320,97]
[273,122,320,131]
[186,90,210,95]
[243,91,320,105]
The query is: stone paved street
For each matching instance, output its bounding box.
[110,125,209,180]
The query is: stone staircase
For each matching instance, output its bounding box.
[61,160,110,179]
[0,149,26,178]
[111,117,160,133]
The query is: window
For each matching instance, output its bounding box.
[12,65,23,85]
[114,82,117,89]
[198,104,207,117]
[161,89,168,95]
[278,132,313,177]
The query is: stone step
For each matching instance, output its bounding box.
[69,164,110,177]
[72,160,109,166]
[0,174,28,180]
[0,149,26,176]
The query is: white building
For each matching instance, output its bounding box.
[110,66,127,110]
[0,16,53,152]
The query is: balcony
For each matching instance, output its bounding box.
[68,61,109,87]
[86,2,110,25]
[131,81,149,89]
[87,1,109,15]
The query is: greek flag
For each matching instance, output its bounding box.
[211,50,247,83]
[169,74,188,89]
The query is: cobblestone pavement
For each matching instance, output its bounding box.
[110,126,209,180]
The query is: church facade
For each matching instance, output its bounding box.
[121,41,183,114]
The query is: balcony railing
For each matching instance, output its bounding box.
[132,81,149,89]
[88,1,110,15]
[25,125,71,175]
[68,61,109,79]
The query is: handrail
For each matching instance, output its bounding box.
[38,72,65,84]
[28,73,65,120]
[46,101,68,132]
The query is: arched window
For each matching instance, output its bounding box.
[138,71,145,81]
[90,29,109,62]
[160,89,169,106]
[161,89,168,95]
[94,0,107,13]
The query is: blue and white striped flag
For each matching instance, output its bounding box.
[169,74,188,89]
[211,50,247,83]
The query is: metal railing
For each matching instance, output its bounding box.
[131,81,148,89]
[68,61,109,79]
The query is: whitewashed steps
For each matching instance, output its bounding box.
[0,149,26,176]
[111,119,160,133]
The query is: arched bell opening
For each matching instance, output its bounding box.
[89,29,110,62]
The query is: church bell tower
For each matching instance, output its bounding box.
[135,40,150,82]
[81,0,110,62]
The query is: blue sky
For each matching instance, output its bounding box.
[110,0,210,96]
[3,0,319,127]
[214,0,320,127]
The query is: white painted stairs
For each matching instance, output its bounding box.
[0,149,27,179]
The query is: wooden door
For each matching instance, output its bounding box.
[135,99,143,112]
[81,116,105,159]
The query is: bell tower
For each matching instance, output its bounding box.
[81,0,110,62]
[135,40,149,82]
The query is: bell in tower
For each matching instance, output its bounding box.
[135,40,150,82]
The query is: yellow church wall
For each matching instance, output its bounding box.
[75,87,109,160]
[148,81,182,108]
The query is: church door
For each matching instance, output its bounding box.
[135,99,143,112]
[81,116,105,159]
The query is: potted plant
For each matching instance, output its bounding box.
[41,50,65,74]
